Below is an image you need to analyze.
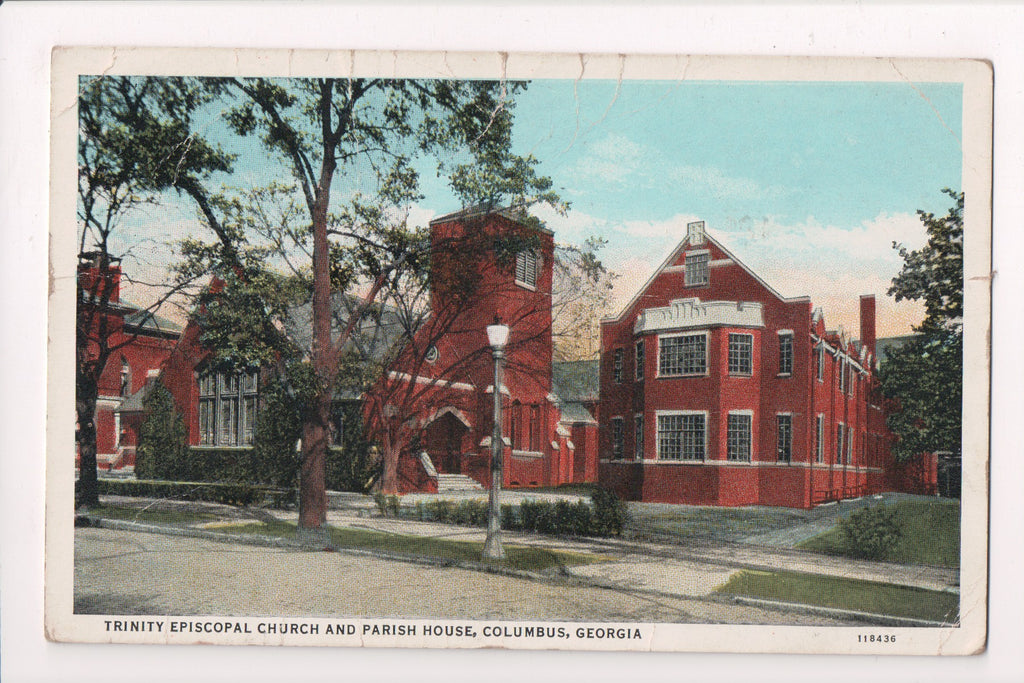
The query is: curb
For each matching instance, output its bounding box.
[715,594,956,628]
[78,515,575,586]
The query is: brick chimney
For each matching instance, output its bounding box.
[78,251,122,304]
[859,294,876,358]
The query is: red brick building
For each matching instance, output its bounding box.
[154,206,600,492]
[77,253,182,470]
[598,221,936,508]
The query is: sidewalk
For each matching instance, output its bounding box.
[93,493,959,603]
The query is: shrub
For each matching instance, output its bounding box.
[135,379,189,481]
[96,478,282,508]
[839,505,903,560]
[591,487,628,536]
[373,492,400,517]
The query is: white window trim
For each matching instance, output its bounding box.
[635,340,645,381]
[777,330,794,377]
[514,249,539,290]
[726,410,754,462]
[836,421,846,463]
[776,412,793,463]
[656,330,710,378]
[727,332,755,377]
[816,343,825,383]
[654,409,708,461]
[613,347,625,384]
[634,412,644,460]
[816,413,825,463]
[684,249,711,287]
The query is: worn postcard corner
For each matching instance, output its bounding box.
[48,47,991,655]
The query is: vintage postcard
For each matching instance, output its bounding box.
[46,48,991,655]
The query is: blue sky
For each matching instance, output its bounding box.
[115,77,963,338]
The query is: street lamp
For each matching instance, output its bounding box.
[483,319,510,560]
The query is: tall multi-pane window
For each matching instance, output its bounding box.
[659,333,707,376]
[727,413,752,461]
[684,251,710,287]
[635,340,645,381]
[657,413,706,461]
[838,358,847,393]
[847,429,854,465]
[198,369,259,447]
[728,333,753,375]
[529,405,541,452]
[816,344,825,382]
[778,333,793,375]
[634,414,644,460]
[514,250,538,288]
[777,414,792,462]
[836,423,845,464]
[610,417,625,459]
[815,414,824,463]
[613,348,624,383]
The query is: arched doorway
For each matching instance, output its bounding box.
[422,409,471,474]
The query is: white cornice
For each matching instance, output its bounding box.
[634,297,764,335]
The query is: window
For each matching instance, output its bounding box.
[728,333,753,375]
[838,358,847,393]
[515,250,538,288]
[424,345,439,363]
[836,423,845,464]
[727,413,752,461]
[778,333,793,375]
[777,414,792,463]
[634,414,644,459]
[659,333,707,376]
[510,402,521,450]
[847,429,854,465]
[657,413,705,461]
[816,344,824,382]
[529,405,541,452]
[613,348,624,383]
[815,414,824,463]
[198,369,259,447]
[635,340,645,381]
[684,251,710,287]
[611,417,624,460]
[120,358,131,397]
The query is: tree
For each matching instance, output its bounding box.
[135,378,189,481]
[879,189,963,460]
[172,78,560,539]
[551,237,617,361]
[75,76,231,507]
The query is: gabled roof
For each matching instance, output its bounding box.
[552,360,600,403]
[284,293,414,366]
[604,225,808,324]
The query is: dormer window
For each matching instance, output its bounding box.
[514,250,538,289]
[684,251,710,287]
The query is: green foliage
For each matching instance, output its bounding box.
[590,487,629,536]
[135,379,189,480]
[251,374,301,488]
[839,505,903,560]
[95,478,281,508]
[374,493,401,517]
[880,189,964,460]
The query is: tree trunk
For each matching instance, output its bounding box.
[380,432,400,495]
[76,375,100,509]
[298,391,330,530]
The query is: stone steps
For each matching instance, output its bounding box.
[436,473,485,492]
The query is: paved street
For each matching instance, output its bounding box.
[74,527,853,625]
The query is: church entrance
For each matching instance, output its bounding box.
[422,410,470,475]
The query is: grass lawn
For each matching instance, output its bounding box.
[797,500,960,568]
[84,503,218,526]
[216,520,606,572]
[716,569,959,623]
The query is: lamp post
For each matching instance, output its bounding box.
[483,320,510,560]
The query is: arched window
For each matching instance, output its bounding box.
[119,358,131,397]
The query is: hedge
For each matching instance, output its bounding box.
[96,478,290,508]
[383,488,628,538]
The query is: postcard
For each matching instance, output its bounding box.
[46,47,991,655]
